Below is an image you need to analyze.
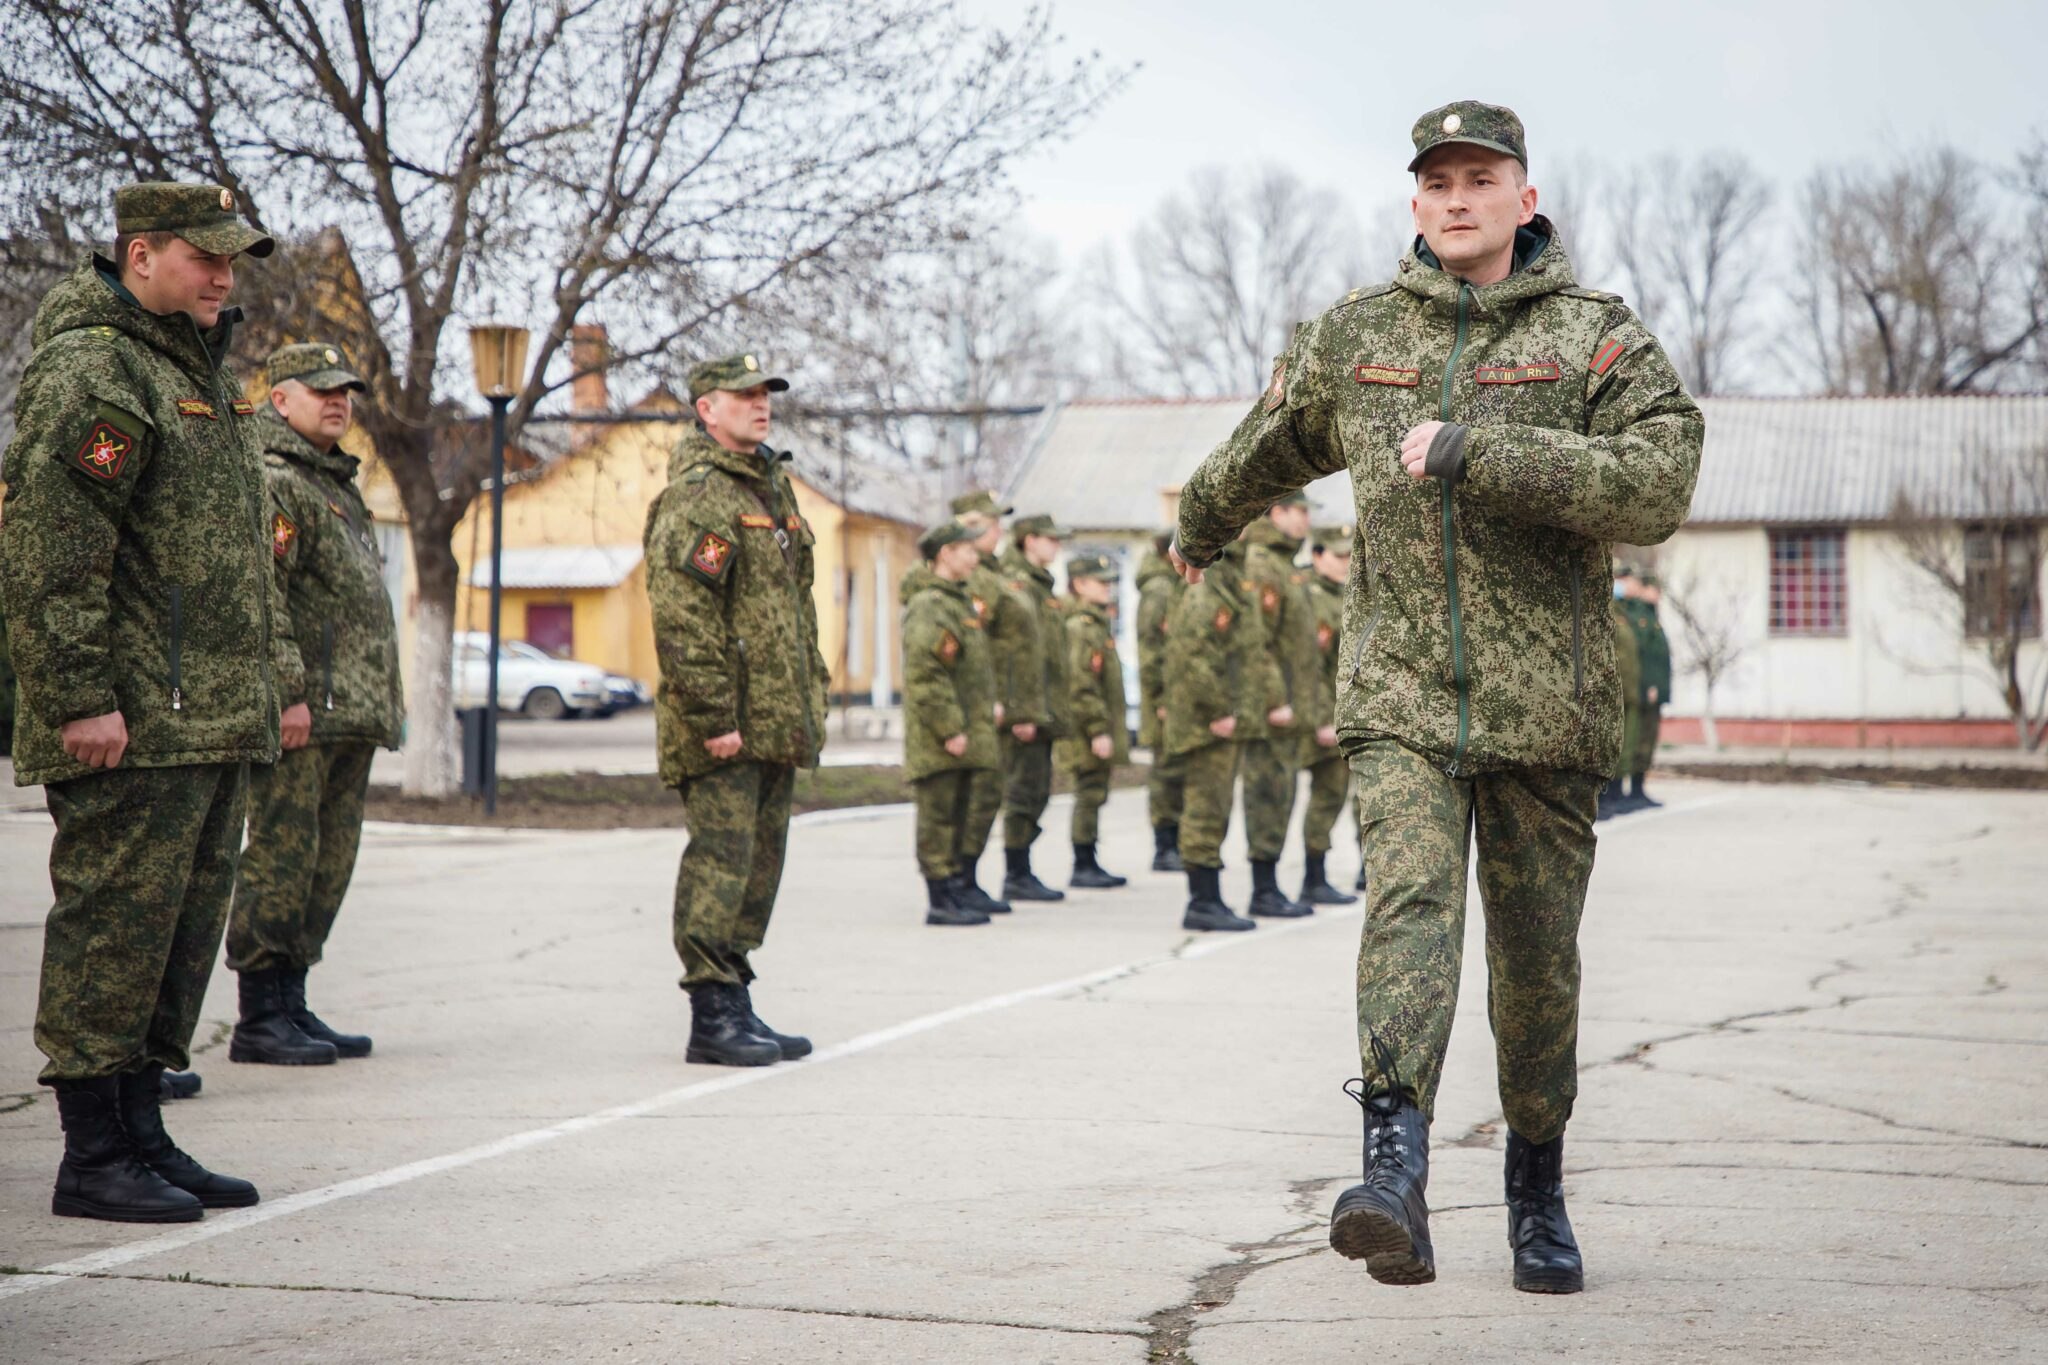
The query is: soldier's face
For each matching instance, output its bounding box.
[1070,575,1113,606]
[698,385,774,452]
[1270,503,1311,540]
[1023,533,1062,569]
[933,540,979,580]
[128,237,237,327]
[271,380,353,448]
[1314,549,1350,584]
[1411,147,1537,284]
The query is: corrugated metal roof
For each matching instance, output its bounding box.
[468,544,643,589]
[1005,394,2048,531]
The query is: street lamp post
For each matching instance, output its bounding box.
[469,323,531,817]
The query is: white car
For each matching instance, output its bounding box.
[452,632,611,720]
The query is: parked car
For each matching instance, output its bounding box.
[452,632,610,720]
[599,674,652,715]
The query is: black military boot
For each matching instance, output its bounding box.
[685,982,783,1066]
[1182,865,1254,932]
[1002,846,1065,902]
[950,869,1012,915]
[1355,858,1369,893]
[1628,773,1662,809]
[1595,779,1622,821]
[280,968,372,1058]
[159,1070,202,1101]
[117,1066,259,1209]
[230,970,339,1066]
[50,1077,203,1223]
[925,876,990,927]
[737,984,813,1060]
[1329,1061,1435,1285]
[1151,823,1184,873]
[1069,843,1128,889]
[1506,1129,1584,1293]
[1248,859,1311,918]
[1299,851,1358,906]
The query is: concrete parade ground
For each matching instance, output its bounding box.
[1,777,2044,1362]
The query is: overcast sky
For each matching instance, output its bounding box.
[967,0,2047,283]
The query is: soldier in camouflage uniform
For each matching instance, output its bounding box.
[1240,493,1317,918]
[944,489,1020,916]
[1298,524,1359,906]
[996,513,1070,902]
[646,352,827,1067]
[1134,532,1186,871]
[901,520,1001,926]
[1163,535,1287,932]
[1,183,280,1221]
[1599,581,1644,822]
[227,342,405,1067]
[1057,552,1130,888]
[1621,569,1670,807]
[1171,103,1702,1293]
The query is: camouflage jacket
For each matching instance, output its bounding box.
[1175,220,1703,777]
[1162,542,1285,758]
[645,428,827,784]
[970,551,1046,729]
[1307,573,1345,730]
[1243,520,1319,757]
[261,414,405,748]
[1619,598,1671,702]
[0,256,282,787]
[900,566,997,781]
[1134,548,1182,751]
[998,548,1068,739]
[1056,600,1129,772]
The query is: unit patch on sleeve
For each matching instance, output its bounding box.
[1590,338,1627,377]
[1213,608,1233,634]
[1089,650,1104,675]
[686,530,735,585]
[1475,363,1561,384]
[1354,364,1421,387]
[936,630,960,663]
[71,421,134,482]
[272,512,298,559]
[1263,358,1287,412]
[971,595,988,619]
[1316,623,1335,650]
[1260,585,1279,615]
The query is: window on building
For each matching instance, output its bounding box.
[1963,524,2043,639]
[1768,528,1849,636]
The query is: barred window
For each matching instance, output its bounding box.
[1768,529,1848,636]
[1963,525,2042,639]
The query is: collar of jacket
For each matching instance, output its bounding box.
[899,562,948,606]
[1395,215,1574,319]
[1000,549,1054,590]
[258,410,361,482]
[1073,599,1111,627]
[1245,518,1303,556]
[33,254,241,379]
[1310,573,1345,599]
[667,425,784,484]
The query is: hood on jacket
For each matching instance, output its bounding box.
[255,409,362,481]
[34,254,242,373]
[1397,215,1577,319]
[900,563,958,606]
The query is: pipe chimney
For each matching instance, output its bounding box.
[570,324,610,415]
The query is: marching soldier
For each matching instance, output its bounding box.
[1163,533,1287,932]
[645,352,827,1067]
[1135,531,1186,871]
[1240,494,1316,918]
[1171,101,1702,1292]
[1298,524,1359,905]
[997,513,1070,902]
[945,488,1021,916]
[1621,569,1670,807]
[1057,552,1129,888]
[901,520,1000,925]
[1,182,280,1221]
[227,342,404,1067]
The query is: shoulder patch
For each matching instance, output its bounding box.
[1560,286,1625,305]
[1213,607,1233,634]
[1260,585,1279,615]
[935,629,960,663]
[272,512,298,559]
[71,420,135,482]
[1263,356,1287,412]
[1591,338,1628,377]
[1316,623,1335,651]
[1333,281,1399,311]
[685,529,736,585]
[1089,649,1104,675]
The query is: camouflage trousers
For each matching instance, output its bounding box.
[1176,741,1242,868]
[1067,762,1112,844]
[1351,739,1601,1144]
[674,761,795,988]
[35,762,248,1082]
[1301,747,1351,855]
[1000,734,1054,851]
[912,769,980,879]
[1617,703,1642,781]
[1240,737,1299,862]
[1632,706,1663,777]
[963,766,1002,862]
[227,741,376,973]
[1147,748,1185,829]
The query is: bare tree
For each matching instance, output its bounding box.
[1663,567,1753,751]
[0,0,1117,793]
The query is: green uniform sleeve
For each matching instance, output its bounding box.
[1165,587,1236,729]
[1066,613,1110,741]
[1456,316,1704,546]
[265,471,308,709]
[991,586,1047,725]
[903,595,967,741]
[647,494,739,737]
[1136,580,1169,714]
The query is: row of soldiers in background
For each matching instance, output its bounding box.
[1603,565,1672,820]
[900,496,1130,926]
[0,183,404,1223]
[1138,496,1363,932]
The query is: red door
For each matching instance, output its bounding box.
[525,602,575,658]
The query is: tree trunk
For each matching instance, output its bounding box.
[1701,687,1722,752]
[403,531,461,797]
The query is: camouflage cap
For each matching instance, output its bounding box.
[688,352,789,401]
[267,341,366,393]
[1065,551,1119,582]
[1270,491,1311,510]
[949,489,1013,519]
[113,182,275,258]
[1408,100,1527,173]
[1011,513,1070,541]
[1312,524,1355,551]
[917,519,977,559]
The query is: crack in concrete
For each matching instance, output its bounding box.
[186,1018,232,1058]
[1637,1059,2048,1152]
[1142,1220,1326,1362]
[0,1090,37,1114]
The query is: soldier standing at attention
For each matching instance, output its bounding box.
[1600,576,1644,822]
[1171,102,1702,1292]
[1135,531,1187,871]
[645,353,827,1068]
[227,342,404,1067]
[1298,524,1359,906]
[1058,552,1129,889]
[944,489,1021,916]
[1239,493,1316,918]
[1,183,281,1221]
[901,520,1000,926]
[1163,533,1286,932]
[1621,569,1670,808]
[997,513,1070,902]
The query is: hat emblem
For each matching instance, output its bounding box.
[743,354,758,372]
[324,347,339,364]
[1442,113,1462,134]
[219,188,234,212]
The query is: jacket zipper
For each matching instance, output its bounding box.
[1440,284,1473,775]
[1569,561,1584,701]
[169,586,185,711]
[322,620,337,711]
[734,636,751,736]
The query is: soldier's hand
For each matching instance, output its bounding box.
[1316,724,1338,748]
[1154,705,1166,721]
[281,702,313,751]
[1208,716,1237,739]
[61,711,129,769]
[1090,734,1113,760]
[1647,686,1659,705]
[1167,543,1204,585]
[1267,704,1295,728]
[993,702,1005,728]
[1012,722,1038,742]
[704,730,743,759]
[1401,420,1446,479]
[944,734,969,757]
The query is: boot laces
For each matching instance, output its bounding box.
[1344,1032,1413,1180]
